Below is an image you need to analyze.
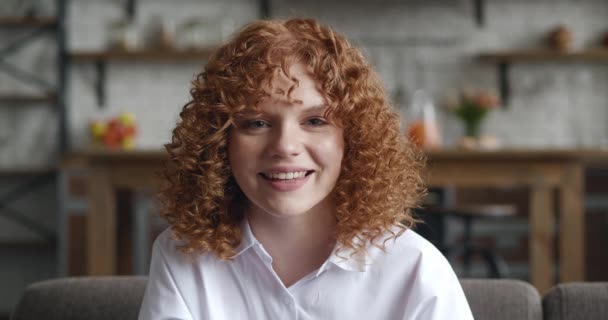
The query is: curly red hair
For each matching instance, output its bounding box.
[159,18,426,259]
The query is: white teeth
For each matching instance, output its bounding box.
[264,171,308,180]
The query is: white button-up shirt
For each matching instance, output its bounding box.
[139,221,473,319]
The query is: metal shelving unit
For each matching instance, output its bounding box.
[0,0,68,251]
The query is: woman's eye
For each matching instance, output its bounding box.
[246,120,269,129]
[306,117,328,126]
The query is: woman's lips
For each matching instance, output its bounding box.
[258,171,313,191]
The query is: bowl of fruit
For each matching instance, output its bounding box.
[89,112,138,150]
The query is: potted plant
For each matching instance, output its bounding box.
[447,88,500,138]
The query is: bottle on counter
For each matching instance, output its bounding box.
[406,89,442,150]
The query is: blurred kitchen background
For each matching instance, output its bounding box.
[2,0,608,318]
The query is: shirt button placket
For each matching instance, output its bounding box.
[282,295,297,319]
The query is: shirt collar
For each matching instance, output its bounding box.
[232,218,258,257]
[233,218,370,272]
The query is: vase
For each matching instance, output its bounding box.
[464,119,482,138]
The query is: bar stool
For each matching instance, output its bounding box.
[447,205,514,278]
[414,204,515,278]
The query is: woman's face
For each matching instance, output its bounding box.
[228,63,344,219]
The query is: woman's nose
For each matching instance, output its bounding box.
[268,123,302,158]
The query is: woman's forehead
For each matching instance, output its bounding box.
[262,63,325,100]
[264,63,316,92]
[230,62,335,117]
[259,85,326,112]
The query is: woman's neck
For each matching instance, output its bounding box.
[246,199,337,287]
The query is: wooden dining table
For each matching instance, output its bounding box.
[63,148,608,294]
[426,149,608,294]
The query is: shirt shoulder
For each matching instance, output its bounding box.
[365,227,461,297]
[365,227,473,319]
[151,227,214,270]
[153,227,184,261]
[368,226,448,269]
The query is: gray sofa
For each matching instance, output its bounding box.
[10,276,608,320]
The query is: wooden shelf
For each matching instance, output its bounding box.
[70,48,215,106]
[476,48,608,105]
[0,93,56,104]
[71,49,214,62]
[478,48,608,63]
[0,16,57,27]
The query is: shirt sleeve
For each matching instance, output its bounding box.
[138,237,193,320]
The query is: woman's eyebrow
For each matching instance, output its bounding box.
[302,104,328,113]
[235,109,263,117]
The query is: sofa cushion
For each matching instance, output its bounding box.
[11,276,147,320]
[461,279,542,320]
[543,282,608,320]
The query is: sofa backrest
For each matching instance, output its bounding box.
[11,276,147,320]
[461,279,542,320]
[543,282,608,320]
[11,276,542,320]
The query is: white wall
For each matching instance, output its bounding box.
[2,0,608,168]
[65,0,608,152]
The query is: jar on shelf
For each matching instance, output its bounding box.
[142,15,174,50]
[547,25,574,52]
[106,19,136,51]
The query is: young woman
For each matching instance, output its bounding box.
[139,18,473,319]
